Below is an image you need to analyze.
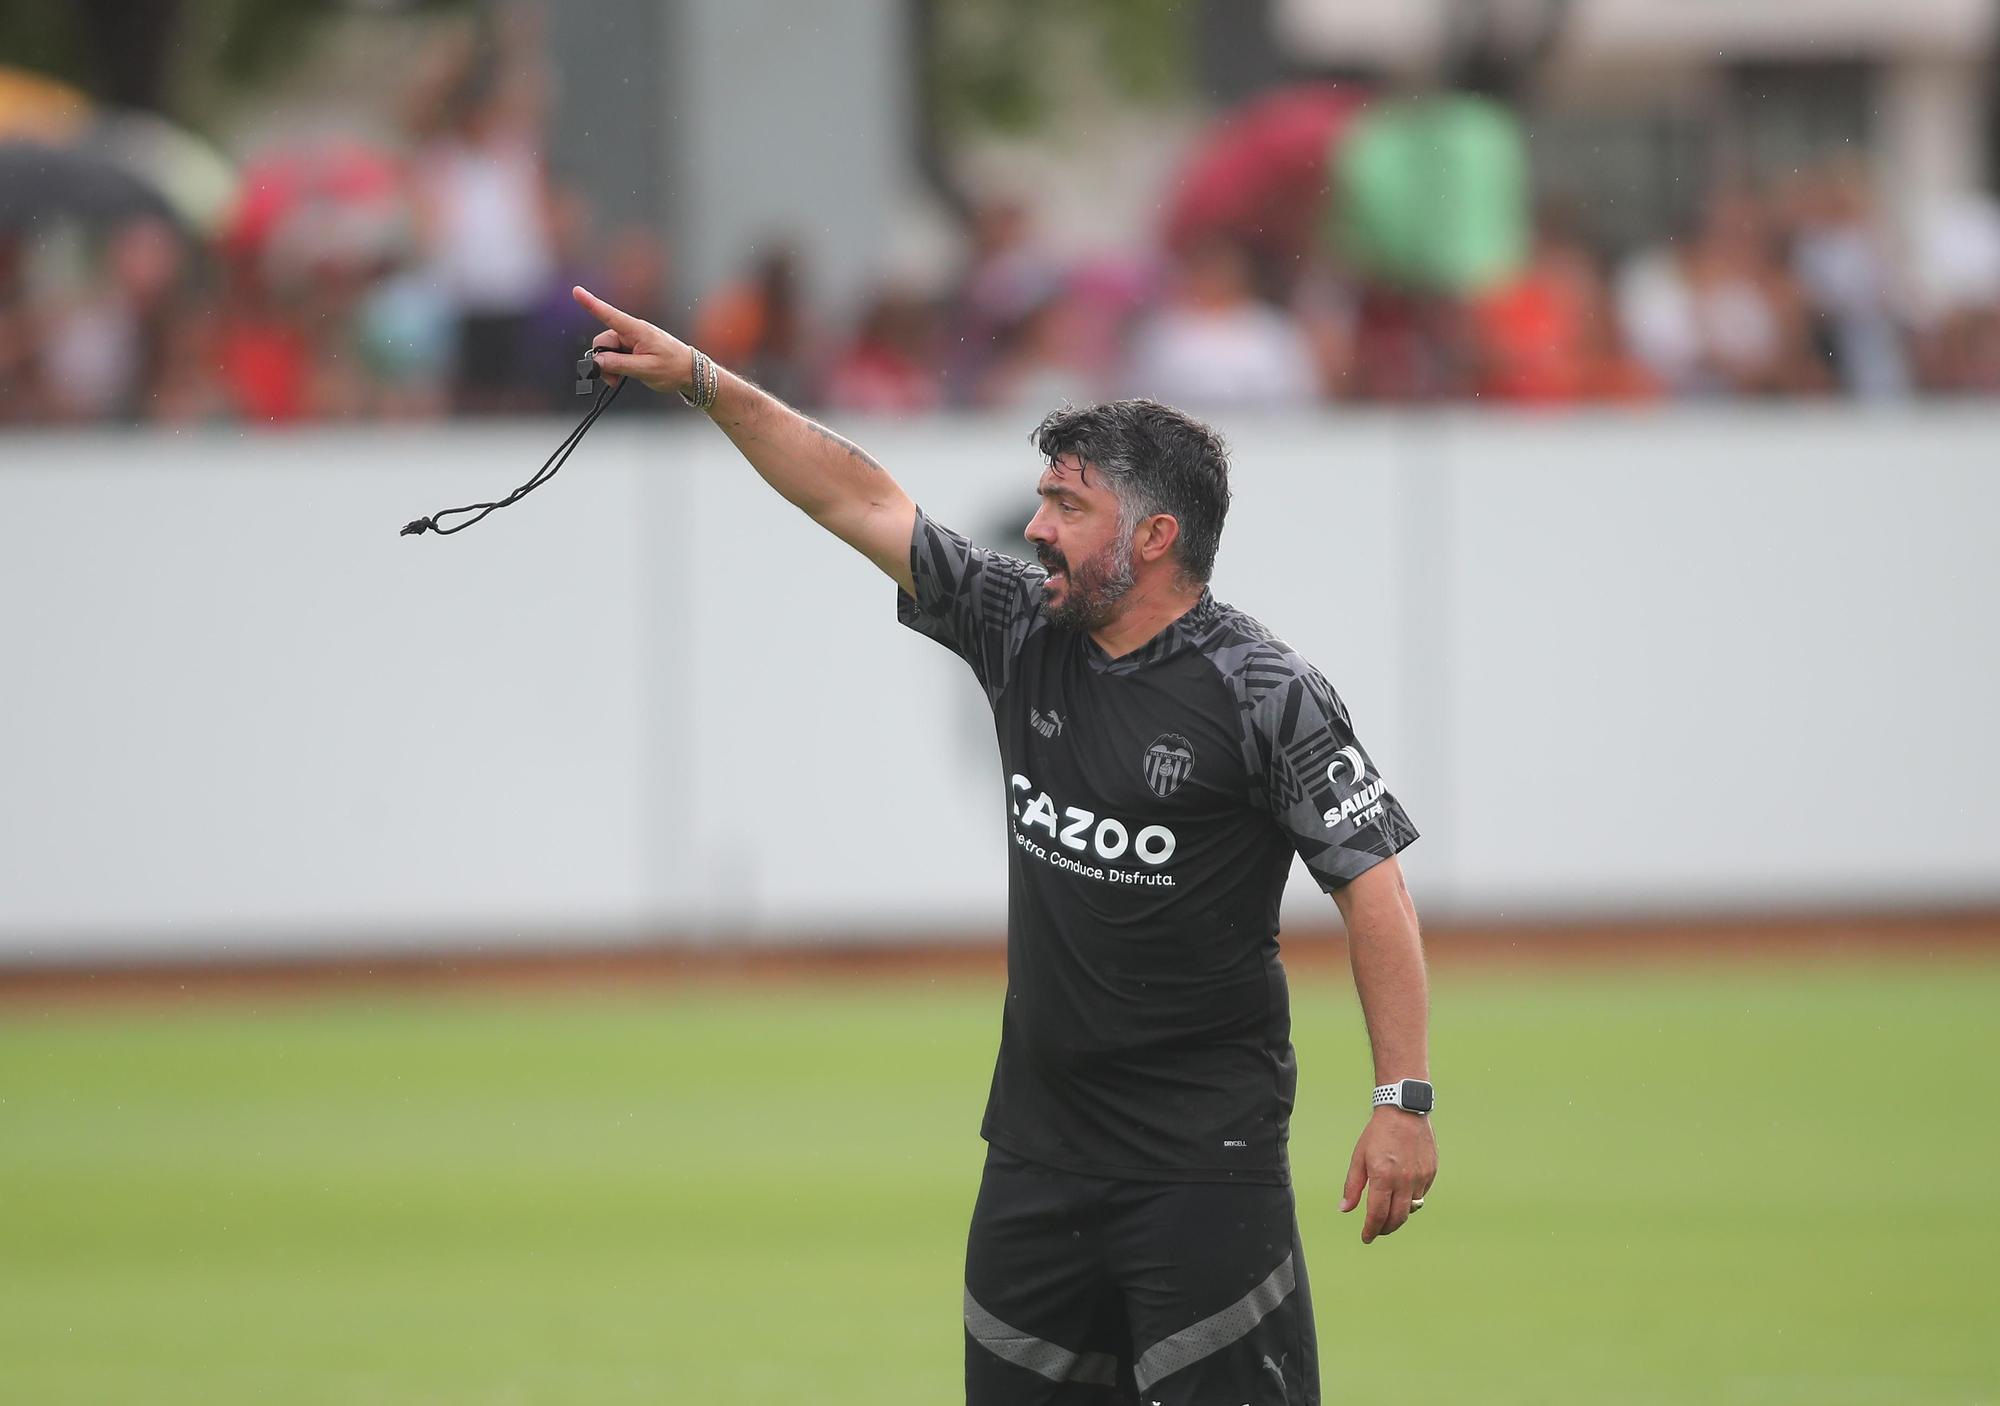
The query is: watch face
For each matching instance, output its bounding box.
[1401,1080,1434,1114]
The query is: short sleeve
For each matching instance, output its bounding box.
[1238,645,1419,892]
[896,508,1047,704]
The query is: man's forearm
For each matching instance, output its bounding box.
[1340,861,1430,1083]
[1334,858,1436,1240]
[571,286,916,587]
[704,367,906,534]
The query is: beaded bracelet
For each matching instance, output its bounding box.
[680,348,719,411]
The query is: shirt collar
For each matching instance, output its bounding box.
[1082,589,1220,674]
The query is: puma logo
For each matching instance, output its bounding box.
[1261,1353,1289,1403]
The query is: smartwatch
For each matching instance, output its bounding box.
[1372,1078,1434,1115]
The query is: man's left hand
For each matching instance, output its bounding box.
[1339,1107,1438,1244]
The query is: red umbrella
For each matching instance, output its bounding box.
[1163,84,1367,263]
[221,140,405,267]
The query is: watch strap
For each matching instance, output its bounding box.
[1373,1079,1434,1114]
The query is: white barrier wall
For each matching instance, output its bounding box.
[2,409,1995,960]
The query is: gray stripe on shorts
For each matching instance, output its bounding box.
[1132,1252,1297,1394]
[964,1286,1120,1387]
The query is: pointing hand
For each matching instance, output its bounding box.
[571,285,695,398]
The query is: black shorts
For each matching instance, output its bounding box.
[964,1146,1318,1406]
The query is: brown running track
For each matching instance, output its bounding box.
[2,907,1996,1011]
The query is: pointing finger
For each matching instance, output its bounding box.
[573,285,644,338]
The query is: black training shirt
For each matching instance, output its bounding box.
[898,511,1418,1183]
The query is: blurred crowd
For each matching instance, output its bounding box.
[8,71,2000,427]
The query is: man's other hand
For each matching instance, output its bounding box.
[1339,1106,1437,1244]
[572,286,693,397]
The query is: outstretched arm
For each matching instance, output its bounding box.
[572,285,917,593]
[1331,855,1438,1243]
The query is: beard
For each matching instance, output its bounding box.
[1037,535,1135,632]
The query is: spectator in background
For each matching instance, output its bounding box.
[975,283,1103,413]
[407,30,556,416]
[0,311,45,423]
[946,196,1063,405]
[1470,216,1659,405]
[16,96,2000,431]
[0,233,47,423]
[43,216,190,422]
[824,284,941,415]
[294,245,389,423]
[590,225,676,412]
[1906,191,2000,393]
[1573,259,1663,405]
[210,135,413,425]
[0,319,40,424]
[1921,303,2000,392]
[212,249,314,424]
[1788,165,1910,399]
[515,216,678,414]
[1702,189,1826,397]
[1616,228,1703,393]
[149,302,230,426]
[517,183,599,408]
[1123,237,1317,408]
[1470,219,1595,404]
[0,307,36,424]
[1290,258,1362,403]
[694,247,816,409]
[353,243,455,421]
[600,225,672,322]
[1619,190,1824,397]
[1344,287,1469,401]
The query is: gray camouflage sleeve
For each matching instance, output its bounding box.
[896,508,1047,705]
[1237,645,1419,892]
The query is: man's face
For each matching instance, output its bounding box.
[1024,455,1135,631]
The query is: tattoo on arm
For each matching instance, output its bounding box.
[803,417,887,476]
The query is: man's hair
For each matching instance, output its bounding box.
[1031,399,1232,584]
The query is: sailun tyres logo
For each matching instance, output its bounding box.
[1323,746,1387,829]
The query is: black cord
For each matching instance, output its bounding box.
[400,377,625,537]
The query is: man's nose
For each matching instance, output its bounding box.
[1024,509,1053,544]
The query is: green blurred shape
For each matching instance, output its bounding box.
[1335,94,1529,294]
[0,956,1995,1405]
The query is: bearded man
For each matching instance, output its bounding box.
[574,284,1437,1406]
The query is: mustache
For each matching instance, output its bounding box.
[1036,547,1068,573]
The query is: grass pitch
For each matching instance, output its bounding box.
[1,954,1995,1405]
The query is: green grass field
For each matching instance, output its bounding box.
[2,956,1996,1405]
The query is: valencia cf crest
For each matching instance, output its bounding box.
[1143,733,1195,798]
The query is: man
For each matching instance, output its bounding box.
[573,284,1437,1406]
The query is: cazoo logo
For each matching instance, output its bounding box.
[1010,774,1177,865]
[1322,746,1387,829]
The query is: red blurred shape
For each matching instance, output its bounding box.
[1163,84,1367,263]
[222,141,403,261]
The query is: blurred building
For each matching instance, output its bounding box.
[1277,0,1995,252]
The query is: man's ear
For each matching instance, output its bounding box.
[1135,513,1181,567]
